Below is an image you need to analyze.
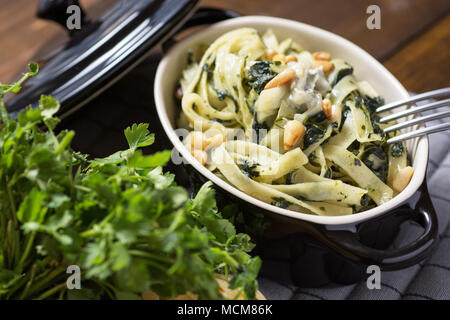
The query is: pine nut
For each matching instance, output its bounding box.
[284,120,305,150]
[330,104,342,124]
[206,134,225,149]
[313,51,331,61]
[285,55,298,63]
[265,49,277,60]
[264,68,296,90]
[190,131,207,150]
[312,60,335,73]
[191,149,207,165]
[322,99,332,119]
[321,99,342,125]
[393,166,414,192]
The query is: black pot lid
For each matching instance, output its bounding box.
[6,0,200,117]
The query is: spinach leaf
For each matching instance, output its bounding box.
[363,95,384,114]
[272,197,291,209]
[332,66,354,87]
[360,194,370,207]
[362,94,385,135]
[237,159,260,178]
[303,124,327,150]
[391,142,404,157]
[339,105,351,131]
[306,111,327,125]
[245,61,277,94]
[360,144,388,182]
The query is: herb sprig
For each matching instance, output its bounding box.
[0,64,261,300]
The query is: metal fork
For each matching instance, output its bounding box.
[376,87,450,144]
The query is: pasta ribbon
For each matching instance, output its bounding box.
[177,28,409,216]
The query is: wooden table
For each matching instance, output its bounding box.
[0,0,449,92]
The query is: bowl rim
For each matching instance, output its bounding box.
[154,15,429,225]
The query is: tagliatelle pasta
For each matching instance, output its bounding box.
[176,28,411,215]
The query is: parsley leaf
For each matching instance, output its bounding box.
[0,66,262,300]
[124,123,155,149]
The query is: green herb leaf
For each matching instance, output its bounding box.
[128,150,171,169]
[0,68,261,301]
[17,188,47,223]
[124,123,155,149]
[39,95,60,119]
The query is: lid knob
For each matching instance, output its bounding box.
[37,0,91,37]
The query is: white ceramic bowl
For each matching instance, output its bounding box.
[154,16,428,226]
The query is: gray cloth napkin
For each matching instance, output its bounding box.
[259,106,450,300]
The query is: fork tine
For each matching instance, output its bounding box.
[379,98,450,123]
[384,110,450,133]
[376,87,450,113]
[387,122,450,144]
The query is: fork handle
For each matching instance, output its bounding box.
[377,87,450,113]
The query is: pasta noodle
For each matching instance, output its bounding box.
[177,28,410,216]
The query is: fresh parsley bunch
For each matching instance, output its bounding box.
[0,64,261,300]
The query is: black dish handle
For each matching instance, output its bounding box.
[162,7,241,53]
[319,181,438,270]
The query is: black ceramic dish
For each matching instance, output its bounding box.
[5,1,439,288]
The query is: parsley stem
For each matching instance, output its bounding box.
[25,266,66,299]
[6,220,15,269]
[0,98,9,125]
[36,282,67,300]
[80,228,98,238]
[90,279,116,299]
[5,271,31,300]
[128,250,169,271]
[17,231,36,270]
[0,208,6,245]
[128,250,173,264]
[32,260,53,282]
[13,224,20,266]
[80,213,114,238]
[6,186,16,222]
[18,263,37,300]
[3,72,31,94]
[55,131,74,155]
[74,185,92,192]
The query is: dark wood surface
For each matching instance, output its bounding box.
[384,13,450,93]
[0,0,449,91]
